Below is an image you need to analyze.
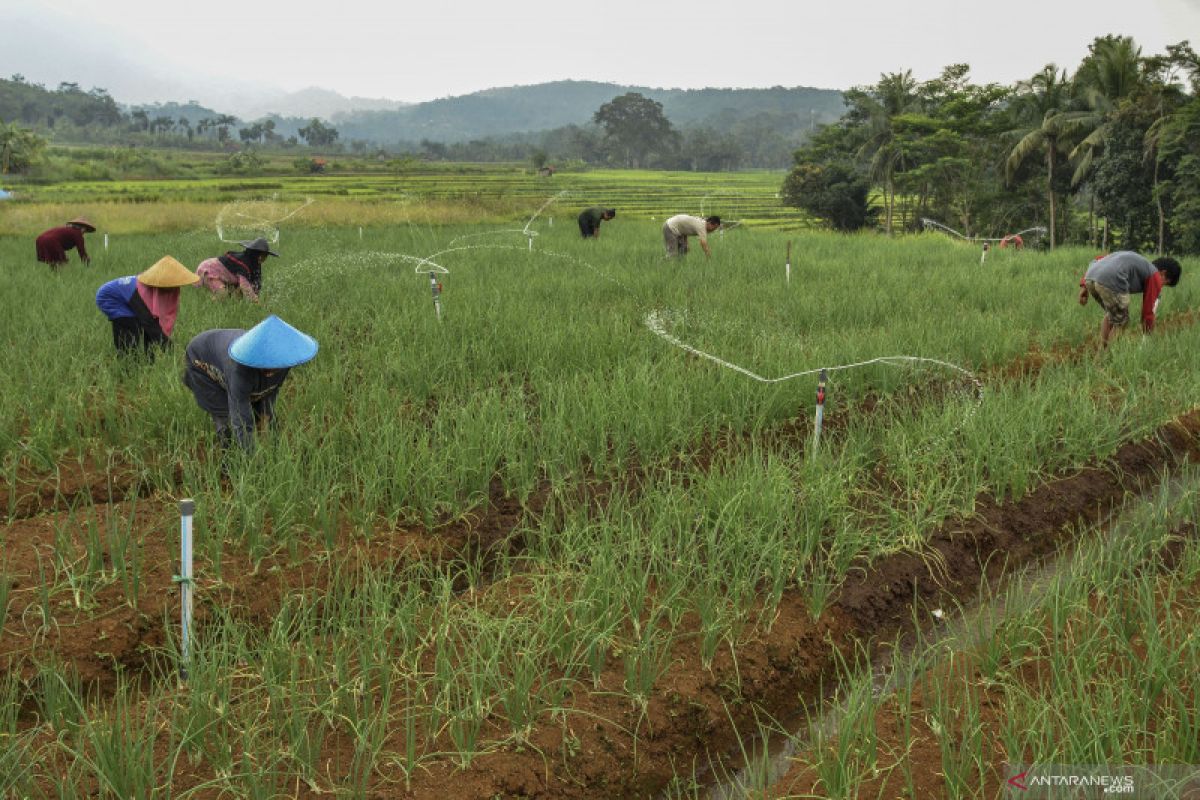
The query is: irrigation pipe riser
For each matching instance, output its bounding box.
[813,369,827,459]
[786,240,792,285]
[174,498,195,681]
[429,271,443,322]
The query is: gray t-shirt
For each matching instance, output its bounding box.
[183,329,290,450]
[1084,251,1156,294]
[665,214,709,243]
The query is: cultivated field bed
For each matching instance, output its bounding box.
[1,214,1197,797]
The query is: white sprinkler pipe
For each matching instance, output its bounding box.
[786,240,792,285]
[429,271,443,321]
[813,369,827,459]
[177,498,195,679]
[103,233,109,251]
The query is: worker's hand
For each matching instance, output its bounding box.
[1078,288,1088,306]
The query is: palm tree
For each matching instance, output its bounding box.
[1066,36,1145,188]
[1140,44,1195,253]
[855,70,921,235]
[1006,65,1074,249]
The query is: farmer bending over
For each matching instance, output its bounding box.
[578,207,616,239]
[95,256,199,356]
[663,214,720,259]
[194,237,278,300]
[36,217,95,269]
[1079,251,1182,347]
[182,315,318,453]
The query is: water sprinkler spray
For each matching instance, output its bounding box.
[813,369,827,458]
[429,271,443,321]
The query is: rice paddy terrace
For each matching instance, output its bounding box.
[6,167,798,231]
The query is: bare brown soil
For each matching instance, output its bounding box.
[0,456,146,520]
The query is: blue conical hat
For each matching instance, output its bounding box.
[228,315,318,368]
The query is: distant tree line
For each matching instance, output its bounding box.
[781,37,1200,254]
[0,75,815,171]
[0,75,341,156]
[397,94,803,170]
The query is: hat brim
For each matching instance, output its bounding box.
[240,241,280,257]
[138,256,200,288]
[228,332,318,369]
[69,219,97,233]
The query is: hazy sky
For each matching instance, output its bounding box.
[2,0,1198,106]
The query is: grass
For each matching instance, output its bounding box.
[1,195,1199,795]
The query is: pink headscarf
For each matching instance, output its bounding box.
[136,283,181,336]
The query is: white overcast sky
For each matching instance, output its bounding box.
[1,0,1198,105]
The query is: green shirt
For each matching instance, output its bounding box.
[578,207,606,227]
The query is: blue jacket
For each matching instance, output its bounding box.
[95,276,139,320]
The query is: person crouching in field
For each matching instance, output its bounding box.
[182,315,318,454]
[36,217,95,269]
[578,207,616,238]
[95,256,199,356]
[194,237,278,300]
[1079,251,1182,347]
[663,214,720,259]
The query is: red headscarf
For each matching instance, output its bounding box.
[136,283,181,336]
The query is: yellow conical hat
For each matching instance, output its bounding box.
[138,256,200,288]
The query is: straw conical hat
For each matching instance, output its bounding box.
[68,217,96,232]
[138,256,200,288]
[228,315,318,369]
